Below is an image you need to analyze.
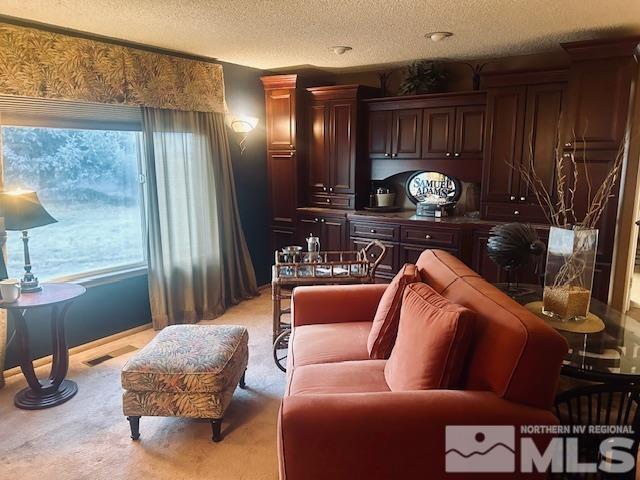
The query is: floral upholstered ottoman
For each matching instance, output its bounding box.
[121,324,248,442]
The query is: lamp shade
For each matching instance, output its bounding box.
[0,190,57,231]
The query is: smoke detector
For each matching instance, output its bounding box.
[426,32,453,42]
[329,46,353,55]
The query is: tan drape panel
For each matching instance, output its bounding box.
[142,107,257,328]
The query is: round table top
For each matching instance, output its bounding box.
[498,284,640,382]
[0,283,86,309]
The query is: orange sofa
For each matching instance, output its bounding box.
[278,250,569,480]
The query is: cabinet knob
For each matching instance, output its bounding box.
[514,210,520,215]
[425,234,432,240]
[391,153,397,158]
[289,151,295,157]
[322,186,327,191]
[454,152,460,157]
[384,153,390,158]
[326,198,331,203]
[289,144,294,148]
[320,218,325,223]
[329,187,334,192]
[370,229,376,233]
[510,195,516,201]
[314,218,319,222]
[445,152,451,157]
[564,142,572,148]
[520,196,526,201]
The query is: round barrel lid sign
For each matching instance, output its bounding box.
[405,171,461,204]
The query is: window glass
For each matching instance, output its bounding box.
[0,126,145,280]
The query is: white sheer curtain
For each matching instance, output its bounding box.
[142,108,257,328]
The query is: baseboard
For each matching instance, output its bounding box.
[2,322,152,379]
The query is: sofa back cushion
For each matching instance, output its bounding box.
[415,249,569,409]
[367,264,420,359]
[384,283,476,391]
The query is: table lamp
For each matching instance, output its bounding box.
[0,190,57,292]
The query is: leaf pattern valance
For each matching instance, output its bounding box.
[0,23,226,113]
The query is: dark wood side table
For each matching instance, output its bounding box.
[2,283,86,410]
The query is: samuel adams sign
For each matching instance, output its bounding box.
[405,171,462,204]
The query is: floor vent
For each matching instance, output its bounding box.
[83,345,138,367]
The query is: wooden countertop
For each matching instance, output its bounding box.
[296,207,549,229]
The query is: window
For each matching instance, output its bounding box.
[0,99,146,282]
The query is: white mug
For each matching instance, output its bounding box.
[0,279,21,303]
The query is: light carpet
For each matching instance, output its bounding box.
[0,292,284,480]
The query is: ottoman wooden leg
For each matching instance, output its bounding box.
[127,416,141,440]
[210,418,223,442]
[239,370,247,389]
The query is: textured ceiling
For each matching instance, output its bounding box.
[1,0,639,70]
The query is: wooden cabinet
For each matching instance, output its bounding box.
[481,70,567,222]
[368,110,393,159]
[271,227,296,254]
[482,86,526,204]
[308,102,328,191]
[350,237,398,279]
[296,212,346,252]
[561,37,639,152]
[267,151,297,226]
[349,218,463,280]
[422,105,485,160]
[392,109,422,159]
[262,74,301,248]
[454,105,486,159]
[307,85,375,208]
[264,81,296,151]
[421,107,455,159]
[366,92,486,183]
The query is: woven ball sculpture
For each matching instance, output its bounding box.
[487,223,546,272]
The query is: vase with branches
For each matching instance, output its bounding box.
[517,129,626,320]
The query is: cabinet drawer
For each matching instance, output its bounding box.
[350,237,399,276]
[309,193,354,209]
[481,202,546,222]
[400,243,460,265]
[400,225,460,247]
[350,221,399,241]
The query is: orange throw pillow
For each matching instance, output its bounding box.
[367,263,420,359]
[384,282,476,391]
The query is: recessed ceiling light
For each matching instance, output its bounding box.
[426,32,453,42]
[329,46,352,55]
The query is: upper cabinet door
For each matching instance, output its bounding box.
[266,88,296,150]
[329,100,357,194]
[454,105,485,159]
[392,109,422,159]
[482,86,526,203]
[562,57,635,151]
[368,110,393,158]
[308,102,329,192]
[421,107,455,159]
[520,83,565,215]
[267,151,297,225]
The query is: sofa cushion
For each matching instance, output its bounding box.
[367,263,420,359]
[384,283,475,391]
[415,249,569,409]
[291,321,371,368]
[288,360,389,396]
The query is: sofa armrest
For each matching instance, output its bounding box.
[279,390,557,480]
[292,284,388,327]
